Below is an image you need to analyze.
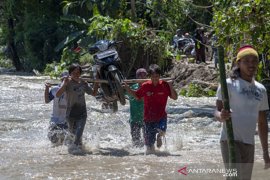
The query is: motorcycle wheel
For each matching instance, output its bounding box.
[101,101,118,113]
[111,72,126,105]
[183,44,193,55]
[100,83,113,101]
[111,100,118,113]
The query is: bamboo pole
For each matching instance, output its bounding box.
[218,46,237,179]
[48,78,108,86]
[124,77,174,84]
[49,77,174,86]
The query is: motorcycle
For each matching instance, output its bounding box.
[173,36,196,57]
[88,40,126,112]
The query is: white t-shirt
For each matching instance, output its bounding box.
[216,77,269,145]
[49,86,67,124]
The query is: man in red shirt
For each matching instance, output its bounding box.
[124,64,178,154]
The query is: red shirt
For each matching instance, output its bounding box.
[135,80,171,122]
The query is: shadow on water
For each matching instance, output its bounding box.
[0,68,35,76]
[167,106,215,118]
[91,147,182,157]
[0,117,28,123]
[94,147,130,156]
[154,151,182,157]
[167,105,215,117]
[90,107,129,114]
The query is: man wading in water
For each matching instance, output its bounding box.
[124,64,178,154]
[215,45,270,179]
[56,63,99,154]
[44,71,69,145]
[126,68,147,147]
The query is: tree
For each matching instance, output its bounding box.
[2,0,23,71]
[0,0,214,72]
[130,0,137,21]
[212,0,270,55]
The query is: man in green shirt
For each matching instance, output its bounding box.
[126,68,147,147]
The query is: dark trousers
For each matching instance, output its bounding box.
[130,122,144,147]
[195,47,206,63]
[67,117,86,146]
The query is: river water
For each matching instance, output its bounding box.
[0,72,269,180]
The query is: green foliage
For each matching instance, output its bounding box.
[0,0,214,72]
[62,0,122,19]
[44,47,78,78]
[0,28,5,45]
[0,59,13,68]
[44,46,93,78]
[211,0,270,55]
[72,15,172,75]
[180,83,216,97]
[54,30,86,52]
[256,60,270,82]
[44,61,65,78]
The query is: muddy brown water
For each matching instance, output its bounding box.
[0,73,269,179]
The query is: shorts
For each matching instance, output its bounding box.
[47,122,68,144]
[144,117,167,146]
[158,118,167,132]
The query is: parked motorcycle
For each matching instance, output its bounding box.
[173,36,196,57]
[88,40,126,112]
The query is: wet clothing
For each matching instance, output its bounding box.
[135,80,171,148]
[49,86,67,124]
[216,78,269,145]
[47,86,68,144]
[130,123,144,147]
[127,83,144,125]
[67,117,85,146]
[135,80,171,122]
[216,77,269,180]
[47,122,68,144]
[144,118,167,147]
[126,83,144,146]
[221,140,254,180]
[64,80,93,145]
[65,80,93,119]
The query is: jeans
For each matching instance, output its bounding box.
[67,117,86,146]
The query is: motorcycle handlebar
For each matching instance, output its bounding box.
[115,41,123,44]
[109,41,123,47]
[88,40,123,54]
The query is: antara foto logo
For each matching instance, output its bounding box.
[178,166,188,176]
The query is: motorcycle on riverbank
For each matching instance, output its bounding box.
[173,37,196,57]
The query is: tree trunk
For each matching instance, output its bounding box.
[130,0,136,21]
[218,46,237,179]
[7,18,22,71]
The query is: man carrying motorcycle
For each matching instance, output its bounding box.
[124,64,178,154]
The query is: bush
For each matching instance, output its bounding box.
[44,47,94,78]
[180,83,216,97]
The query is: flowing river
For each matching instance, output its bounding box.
[0,71,269,180]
